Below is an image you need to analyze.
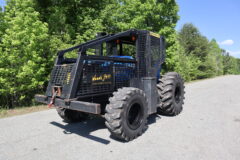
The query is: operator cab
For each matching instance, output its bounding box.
[62,33,137,60]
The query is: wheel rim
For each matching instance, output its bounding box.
[174,83,181,103]
[126,102,144,130]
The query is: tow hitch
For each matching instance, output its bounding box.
[48,86,62,108]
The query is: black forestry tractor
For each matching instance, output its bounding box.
[35,29,185,141]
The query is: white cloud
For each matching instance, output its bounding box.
[218,39,234,46]
[226,50,240,58]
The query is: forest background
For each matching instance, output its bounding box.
[0,0,239,108]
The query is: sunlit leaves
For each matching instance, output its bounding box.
[0,0,50,107]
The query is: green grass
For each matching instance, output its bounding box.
[0,105,49,119]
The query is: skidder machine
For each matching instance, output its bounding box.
[35,29,185,141]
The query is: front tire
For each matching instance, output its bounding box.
[105,87,148,141]
[157,72,185,116]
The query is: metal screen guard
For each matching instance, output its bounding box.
[76,55,137,97]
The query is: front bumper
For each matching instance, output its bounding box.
[35,94,101,114]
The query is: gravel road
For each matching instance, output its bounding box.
[0,75,240,160]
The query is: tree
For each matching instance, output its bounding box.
[178,23,210,59]
[0,0,50,107]
[222,51,239,75]
[237,59,240,74]
[0,7,6,42]
[208,39,223,76]
[35,0,109,44]
[174,41,201,81]
[178,23,213,79]
[101,0,179,70]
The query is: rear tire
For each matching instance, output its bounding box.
[105,87,148,141]
[56,108,87,123]
[157,72,185,116]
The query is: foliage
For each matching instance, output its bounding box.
[35,0,109,44]
[174,40,201,81]
[0,0,239,108]
[222,51,240,74]
[207,39,224,76]
[102,0,179,70]
[176,23,240,81]
[178,23,209,59]
[0,0,50,108]
[0,7,6,42]
[176,23,235,80]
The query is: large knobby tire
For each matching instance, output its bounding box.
[157,72,185,116]
[56,107,87,123]
[105,87,148,141]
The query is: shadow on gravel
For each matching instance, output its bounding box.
[50,117,110,145]
[148,114,161,125]
[50,114,161,144]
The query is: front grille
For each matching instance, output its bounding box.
[77,60,112,96]
[51,64,74,85]
[77,59,136,96]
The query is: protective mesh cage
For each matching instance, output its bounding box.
[114,62,136,89]
[50,64,74,85]
[137,34,147,77]
[77,59,136,96]
[150,36,161,67]
[77,60,112,96]
[149,35,162,77]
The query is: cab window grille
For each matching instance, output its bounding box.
[51,64,74,86]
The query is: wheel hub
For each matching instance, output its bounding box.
[127,102,144,130]
[174,84,181,103]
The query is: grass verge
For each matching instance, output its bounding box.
[185,74,232,84]
[0,105,49,119]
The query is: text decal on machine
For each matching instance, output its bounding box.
[92,74,112,85]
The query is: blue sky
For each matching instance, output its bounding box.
[0,0,4,9]
[0,0,240,58]
[176,0,240,58]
